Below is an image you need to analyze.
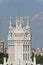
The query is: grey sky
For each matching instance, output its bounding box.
[0,0,43,48]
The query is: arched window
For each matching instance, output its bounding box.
[23,53,25,60]
[23,45,24,51]
[28,45,29,51]
[26,45,27,51]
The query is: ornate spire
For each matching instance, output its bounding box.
[27,16,30,29]
[20,16,23,28]
[9,16,12,27]
[9,16,12,29]
[16,16,20,29]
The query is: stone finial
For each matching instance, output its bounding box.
[9,16,12,30]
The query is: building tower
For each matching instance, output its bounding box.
[7,16,32,65]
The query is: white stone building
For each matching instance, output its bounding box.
[4,16,36,65]
[32,48,43,56]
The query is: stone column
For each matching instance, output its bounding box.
[33,55,36,65]
[4,57,6,65]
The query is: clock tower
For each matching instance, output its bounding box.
[7,16,32,65]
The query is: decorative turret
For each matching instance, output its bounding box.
[16,16,20,29]
[8,16,13,39]
[25,16,31,34]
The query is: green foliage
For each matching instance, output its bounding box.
[4,53,8,61]
[32,53,43,64]
[0,53,8,64]
[0,58,3,64]
[36,55,43,64]
[0,52,43,64]
[0,53,4,64]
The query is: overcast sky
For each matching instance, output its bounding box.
[0,0,43,48]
